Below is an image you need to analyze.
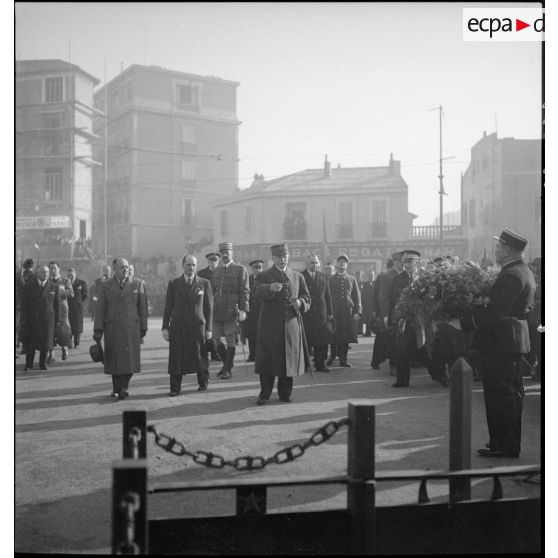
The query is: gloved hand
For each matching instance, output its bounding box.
[237,310,247,322]
[93,331,103,343]
[162,329,170,342]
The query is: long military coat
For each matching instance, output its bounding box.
[243,274,261,341]
[254,266,311,378]
[94,277,148,376]
[21,279,60,351]
[329,273,362,343]
[301,269,332,347]
[68,278,88,335]
[210,262,250,322]
[162,275,213,375]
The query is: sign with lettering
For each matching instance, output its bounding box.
[16,216,72,230]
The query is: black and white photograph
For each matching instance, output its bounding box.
[13,2,544,554]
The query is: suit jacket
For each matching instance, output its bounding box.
[21,279,60,350]
[254,266,310,377]
[329,273,362,343]
[162,274,213,375]
[301,269,332,346]
[466,259,536,355]
[210,262,250,322]
[94,277,148,375]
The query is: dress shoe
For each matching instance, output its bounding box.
[392,382,409,388]
[279,396,292,403]
[46,355,55,364]
[62,348,68,360]
[197,384,208,391]
[117,390,129,400]
[220,370,232,380]
[339,360,351,368]
[39,364,48,370]
[477,448,519,458]
[439,377,449,387]
[217,366,226,377]
[315,365,330,372]
[371,363,380,370]
[256,397,268,406]
[110,392,118,398]
[169,390,181,397]
[24,366,33,371]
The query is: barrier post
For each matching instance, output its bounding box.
[449,357,472,502]
[347,403,376,554]
[123,410,147,459]
[112,459,148,554]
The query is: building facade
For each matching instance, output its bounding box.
[461,132,542,262]
[16,59,100,263]
[213,155,467,272]
[92,64,240,259]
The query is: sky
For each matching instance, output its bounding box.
[14,2,542,225]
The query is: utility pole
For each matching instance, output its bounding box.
[104,58,108,262]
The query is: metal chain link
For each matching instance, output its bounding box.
[147,418,350,471]
[116,491,141,555]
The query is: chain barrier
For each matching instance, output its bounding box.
[116,491,141,555]
[147,417,351,471]
[128,427,142,461]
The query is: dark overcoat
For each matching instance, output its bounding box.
[210,262,249,322]
[254,266,311,378]
[68,278,88,334]
[94,277,148,376]
[360,280,376,325]
[244,274,261,341]
[162,275,213,375]
[301,269,332,347]
[329,273,362,343]
[391,271,412,321]
[21,279,60,351]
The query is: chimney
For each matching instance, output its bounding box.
[389,153,401,176]
[251,173,265,187]
[324,154,332,178]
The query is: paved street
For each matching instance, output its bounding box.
[15,318,541,554]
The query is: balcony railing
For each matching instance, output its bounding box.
[412,225,462,238]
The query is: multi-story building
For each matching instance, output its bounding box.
[15,59,100,263]
[461,132,542,261]
[213,155,467,272]
[92,64,240,259]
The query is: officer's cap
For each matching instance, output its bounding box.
[249,259,264,267]
[494,228,528,252]
[270,244,289,256]
[337,254,349,263]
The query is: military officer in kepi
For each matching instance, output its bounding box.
[254,244,311,405]
[210,242,250,380]
[328,255,362,367]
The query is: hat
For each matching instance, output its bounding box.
[23,258,34,268]
[494,228,528,252]
[205,252,220,260]
[391,251,403,261]
[218,242,233,252]
[402,250,421,260]
[337,254,349,263]
[89,341,104,364]
[270,244,289,256]
[249,259,264,267]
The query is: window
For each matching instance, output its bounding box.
[338,200,353,239]
[182,198,194,225]
[176,84,198,107]
[44,113,62,155]
[283,202,306,239]
[182,160,196,181]
[371,200,387,238]
[220,210,228,236]
[181,124,196,153]
[245,206,253,232]
[45,168,62,201]
[45,77,63,103]
[468,199,476,227]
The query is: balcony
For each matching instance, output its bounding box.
[412,225,463,238]
[337,223,354,240]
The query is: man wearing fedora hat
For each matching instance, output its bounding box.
[254,244,311,404]
[210,242,249,380]
[462,228,536,458]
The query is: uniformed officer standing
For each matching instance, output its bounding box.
[198,252,221,361]
[328,255,362,367]
[210,242,250,380]
[462,229,536,458]
[244,259,264,362]
[302,254,333,372]
[254,244,311,405]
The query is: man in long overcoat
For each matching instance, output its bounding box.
[301,254,333,372]
[162,255,213,395]
[210,242,249,380]
[463,229,536,458]
[21,265,60,371]
[328,255,362,367]
[254,244,311,405]
[198,252,221,360]
[67,267,88,348]
[94,258,148,400]
[244,259,264,362]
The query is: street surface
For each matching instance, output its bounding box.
[15,318,541,553]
